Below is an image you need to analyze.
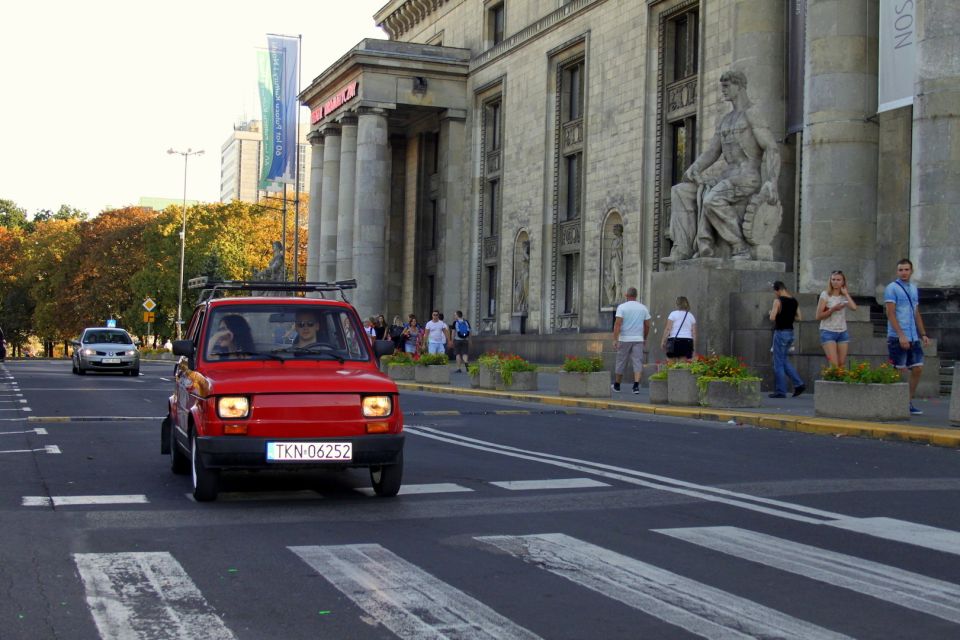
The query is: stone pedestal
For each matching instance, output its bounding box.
[651,261,787,361]
[415,365,450,385]
[815,380,910,421]
[667,368,699,406]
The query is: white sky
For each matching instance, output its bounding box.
[0,0,387,216]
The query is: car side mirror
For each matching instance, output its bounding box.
[172,340,195,358]
[373,339,395,358]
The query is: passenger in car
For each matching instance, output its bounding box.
[209,314,255,358]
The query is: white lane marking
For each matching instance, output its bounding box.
[490,478,610,491]
[0,445,60,454]
[828,517,960,557]
[478,533,852,640]
[408,425,960,554]
[0,427,47,436]
[215,490,323,502]
[657,526,960,624]
[354,482,474,496]
[290,543,542,640]
[73,552,237,640]
[23,495,149,507]
[0,399,27,403]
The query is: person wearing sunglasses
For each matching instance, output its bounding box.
[293,311,322,347]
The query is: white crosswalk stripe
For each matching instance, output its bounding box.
[289,543,543,640]
[657,526,960,625]
[73,552,236,640]
[476,532,854,640]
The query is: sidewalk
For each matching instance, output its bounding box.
[395,367,960,449]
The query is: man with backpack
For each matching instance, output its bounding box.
[452,310,471,373]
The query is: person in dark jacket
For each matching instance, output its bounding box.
[768,281,804,398]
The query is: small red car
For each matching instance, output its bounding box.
[161,279,403,501]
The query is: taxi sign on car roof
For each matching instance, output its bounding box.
[187,277,358,304]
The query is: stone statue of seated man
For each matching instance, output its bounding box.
[662,70,781,264]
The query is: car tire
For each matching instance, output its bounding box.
[169,418,190,475]
[132,368,139,377]
[77,365,86,375]
[370,450,403,497]
[191,431,219,501]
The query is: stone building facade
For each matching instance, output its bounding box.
[299,0,959,363]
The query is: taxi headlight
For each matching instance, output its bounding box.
[362,395,392,418]
[217,396,250,419]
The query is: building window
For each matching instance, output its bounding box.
[429,199,438,249]
[487,2,505,47]
[564,154,580,220]
[427,275,435,314]
[562,253,578,314]
[431,131,440,174]
[487,179,499,237]
[487,100,502,151]
[672,11,698,82]
[486,266,497,317]
[565,62,583,122]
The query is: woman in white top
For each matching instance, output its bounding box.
[660,296,697,362]
[815,270,858,368]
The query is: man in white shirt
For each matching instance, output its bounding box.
[424,310,451,355]
[612,287,651,394]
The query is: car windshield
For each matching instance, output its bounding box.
[83,330,133,345]
[203,304,370,362]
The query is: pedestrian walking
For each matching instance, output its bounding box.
[815,270,857,368]
[660,296,696,363]
[768,281,805,398]
[612,287,651,394]
[374,315,387,341]
[402,315,422,354]
[884,258,930,415]
[388,315,406,351]
[451,310,471,372]
[424,310,451,355]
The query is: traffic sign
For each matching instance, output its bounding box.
[143,297,157,312]
[143,311,156,323]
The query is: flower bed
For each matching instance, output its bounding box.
[691,355,761,407]
[382,352,416,380]
[472,352,539,390]
[648,370,668,404]
[815,361,908,420]
[414,352,450,384]
[559,355,609,397]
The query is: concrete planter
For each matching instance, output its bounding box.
[499,370,538,391]
[667,368,699,406]
[415,364,450,385]
[387,364,415,380]
[477,363,499,389]
[648,378,669,404]
[699,379,761,408]
[951,366,960,426]
[814,380,910,420]
[558,371,611,398]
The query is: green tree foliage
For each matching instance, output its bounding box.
[0,199,29,230]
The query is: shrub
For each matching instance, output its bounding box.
[467,363,480,377]
[687,354,760,393]
[649,370,668,381]
[417,352,449,366]
[498,354,537,386]
[384,351,415,366]
[561,355,604,373]
[821,361,901,384]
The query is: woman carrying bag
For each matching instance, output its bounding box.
[660,296,697,363]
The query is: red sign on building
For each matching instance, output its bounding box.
[311,81,359,124]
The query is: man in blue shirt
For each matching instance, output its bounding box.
[884,258,930,415]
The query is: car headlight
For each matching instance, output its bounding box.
[217,396,250,419]
[82,348,96,356]
[362,395,392,417]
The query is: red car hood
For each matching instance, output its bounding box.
[199,363,398,396]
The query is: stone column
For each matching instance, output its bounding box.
[799,0,879,295]
[438,110,467,315]
[318,124,341,284]
[353,107,391,318]
[910,2,960,287]
[336,113,358,281]
[305,130,324,282]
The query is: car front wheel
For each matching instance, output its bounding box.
[191,432,219,502]
[370,450,403,497]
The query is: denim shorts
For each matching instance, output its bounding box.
[819,329,849,344]
[887,337,924,369]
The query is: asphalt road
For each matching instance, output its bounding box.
[2,358,960,639]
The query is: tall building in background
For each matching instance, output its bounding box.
[219,120,311,204]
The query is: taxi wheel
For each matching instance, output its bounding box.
[191,432,219,502]
[169,419,190,475]
[370,450,403,497]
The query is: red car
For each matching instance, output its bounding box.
[161,279,403,501]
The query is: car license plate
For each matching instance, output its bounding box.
[266,441,352,462]
[101,358,121,364]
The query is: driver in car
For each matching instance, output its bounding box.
[293,310,323,347]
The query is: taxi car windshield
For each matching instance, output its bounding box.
[204,304,370,362]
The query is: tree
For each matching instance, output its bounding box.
[0,199,29,230]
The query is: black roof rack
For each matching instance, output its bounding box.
[187,277,357,304]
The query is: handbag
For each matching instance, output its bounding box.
[665,311,689,356]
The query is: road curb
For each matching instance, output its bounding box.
[395,382,960,448]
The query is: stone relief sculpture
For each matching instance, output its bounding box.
[603,223,624,307]
[662,70,782,264]
[513,237,530,313]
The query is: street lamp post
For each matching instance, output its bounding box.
[167,147,204,339]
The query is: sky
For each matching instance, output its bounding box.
[0,0,388,217]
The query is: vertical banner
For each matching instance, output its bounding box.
[878,0,916,112]
[267,35,300,184]
[786,0,806,135]
[256,50,276,189]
